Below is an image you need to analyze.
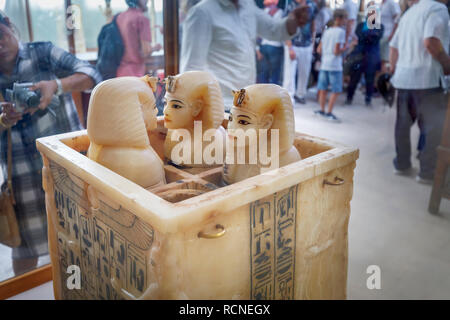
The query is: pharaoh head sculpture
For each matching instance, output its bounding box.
[86,76,165,188]
[87,75,159,148]
[228,84,295,153]
[163,71,224,131]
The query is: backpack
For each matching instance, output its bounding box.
[96,14,124,80]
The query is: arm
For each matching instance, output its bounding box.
[334,42,349,56]
[139,16,162,58]
[346,19,355,44]
[422,11,450,75]
[389,46,398,74]
[388,22,398,42]
[180,6,212,72]
[256,4,309,42]
[0,102,22,131]
[285,40,296,60]
[424,37,450,75]
[388,23,401,74]
[31,44,101,110]
[141,40,162,59]
[316,40,322,55]
[388,3,401,41]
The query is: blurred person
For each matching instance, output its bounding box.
[116,0,162,77]
[346,3,384,106]
[340,0,358,45]
[379,0,401,73]
[311,0,332,84]
[256,0,284,85]
[0,12,101,274]
[399,0,420,14]
[314,0,331,37]
[315,9,350,122]
[180,0,310,109]
[179,0,202,43]
[284,0,318,104]
[389,0,450,183]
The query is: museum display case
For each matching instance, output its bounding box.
[36,115,358,299]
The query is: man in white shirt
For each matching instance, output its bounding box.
[180,0,309,109]
[389,0,450,183]
[380,0,401,72]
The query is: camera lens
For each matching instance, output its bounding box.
[18,89,40,108]
[26,92,40,108]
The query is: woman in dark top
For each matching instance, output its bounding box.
[345,11,384,106]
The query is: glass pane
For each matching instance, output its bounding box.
[1,0,30,43]
[29,0,68,51]
[70,1,164,65]
[0,1,167,286]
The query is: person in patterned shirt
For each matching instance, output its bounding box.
[0,11,101,275]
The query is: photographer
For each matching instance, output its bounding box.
[0,11,101,275]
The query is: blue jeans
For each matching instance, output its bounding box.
[259,45,284,85]
[317,70,343,93]
[346,57,379,103]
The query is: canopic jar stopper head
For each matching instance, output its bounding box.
[163,71,224,130]
[230,84,295,153]
[87,76,159,148]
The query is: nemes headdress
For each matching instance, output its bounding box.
[232,84,295,152]
[164,71,224,130]
[87,75,158,148]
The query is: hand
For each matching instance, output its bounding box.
[289,48,296,60]
[290,5,309,28]
[256,50,263,61]
[152,43,162,52]
[30,80,58,112]
[0,102,22,128]
[388,65,395,75]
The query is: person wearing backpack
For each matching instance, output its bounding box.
[115,0,162,77]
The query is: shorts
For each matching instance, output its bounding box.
[317,70,343,93]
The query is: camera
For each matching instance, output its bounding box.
[5,82,41,113]
[5,82,58,116]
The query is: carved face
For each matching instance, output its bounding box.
[227,106,274,145]
[228,107,260,132]
[163,92,201,130]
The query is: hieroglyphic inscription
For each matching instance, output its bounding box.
[51,161,154,300]
[250,185,298,300]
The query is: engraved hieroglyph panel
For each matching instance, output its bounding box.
[250,186,298,300]
[175,185,299,300]
[49,161,155,300]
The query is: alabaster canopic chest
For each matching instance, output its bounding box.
[37,114,358,300]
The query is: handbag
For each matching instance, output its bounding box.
[343,49,364,76]
[0,93,21,248]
